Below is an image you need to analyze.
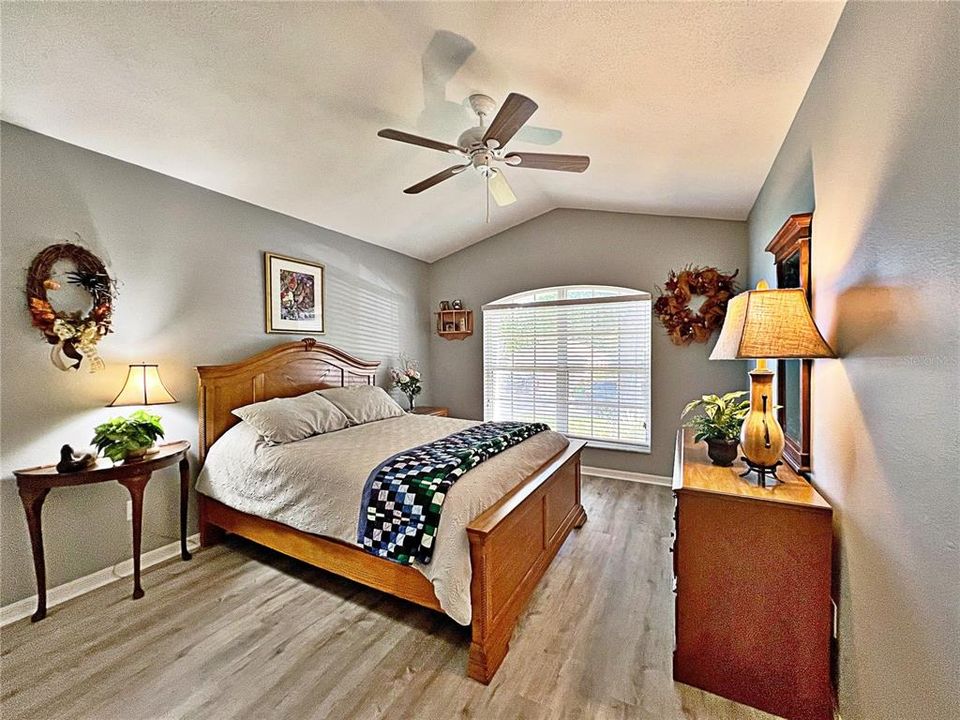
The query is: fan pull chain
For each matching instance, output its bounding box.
[485,173,491,223]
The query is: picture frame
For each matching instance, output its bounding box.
[264,252,325,334]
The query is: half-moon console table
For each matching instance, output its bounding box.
[13,440,192,622]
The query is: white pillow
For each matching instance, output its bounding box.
[319,385,405,425]
[232,392,349,444]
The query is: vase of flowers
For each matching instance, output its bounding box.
[390,356,422,411]
[680,391,750,466]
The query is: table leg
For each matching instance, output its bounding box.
[178,457,192,561]
[118,474,150,600]
[18,485,51,622]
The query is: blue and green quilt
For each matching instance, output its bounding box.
[357,421,548,565]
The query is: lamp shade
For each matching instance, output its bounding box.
[710,287,836,360]
[108,364,178,406]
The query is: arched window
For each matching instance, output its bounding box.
[482,285,651,451]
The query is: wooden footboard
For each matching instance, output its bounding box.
[466,440,587,683]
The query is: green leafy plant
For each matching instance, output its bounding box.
[680,391,750,443]
[92,410,165,462]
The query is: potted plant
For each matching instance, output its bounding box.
[389,356,422,411]
[680,391,749,466]
[92,410,165,463]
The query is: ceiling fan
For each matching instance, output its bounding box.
[377,93,590,219]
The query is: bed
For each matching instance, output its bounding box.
[194,338,587,683]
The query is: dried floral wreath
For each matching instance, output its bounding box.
[26,241,116,372]
[653,266,739,346]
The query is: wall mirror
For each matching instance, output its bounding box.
[765,213,813,473]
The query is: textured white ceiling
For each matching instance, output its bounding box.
[1,2,843,262]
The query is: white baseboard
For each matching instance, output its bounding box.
[582,465,672,486]
[1,534,200,627]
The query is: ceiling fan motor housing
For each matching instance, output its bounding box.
[457,125,485,150]
[472,150,496,176]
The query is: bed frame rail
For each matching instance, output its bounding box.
[199,496,444,612]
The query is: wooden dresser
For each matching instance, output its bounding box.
[672,429,834,720]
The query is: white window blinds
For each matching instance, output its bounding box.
[483,286,652,452]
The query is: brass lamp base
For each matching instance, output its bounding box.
[739,457,782,488]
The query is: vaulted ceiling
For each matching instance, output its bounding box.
[1,2,843,261]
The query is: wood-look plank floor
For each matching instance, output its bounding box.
[1,477,782,720]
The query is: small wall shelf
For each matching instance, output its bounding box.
[436,309,473,340]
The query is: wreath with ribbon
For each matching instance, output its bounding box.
[26,242,116,372]
[653,266,739,346]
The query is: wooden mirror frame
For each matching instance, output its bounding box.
[765,213,813,473]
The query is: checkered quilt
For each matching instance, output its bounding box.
[357,421,549,565]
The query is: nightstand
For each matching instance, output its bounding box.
[13,440,192,621]
[411,406,449,417]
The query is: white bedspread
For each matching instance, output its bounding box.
[195,414,569,625]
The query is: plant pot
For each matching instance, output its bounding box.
[123,445,159,463]
[706,438,739,467]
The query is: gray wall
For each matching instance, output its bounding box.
[0,123,432,606]
[1,127,748,609]
[746,4,959,718]
[429,208,749,477]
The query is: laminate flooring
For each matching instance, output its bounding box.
[1,477,782,720]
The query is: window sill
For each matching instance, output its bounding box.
[569,437,651,454]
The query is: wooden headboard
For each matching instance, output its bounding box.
[196,338,379,462]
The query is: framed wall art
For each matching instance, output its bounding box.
[264,252,325,334]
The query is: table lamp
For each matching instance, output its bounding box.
[109,364,177,407]
[710,281,836,486]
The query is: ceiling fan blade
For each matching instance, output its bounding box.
[482,93,538,149]
[504,152,590,172]
[378,129,463,155]
[403,164,468,194]
[488,169,517,207]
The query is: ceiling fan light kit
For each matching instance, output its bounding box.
[378,92,590,221]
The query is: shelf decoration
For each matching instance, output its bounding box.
[26,240,116,372]
[436,306,474,340]
[654,266,739,346]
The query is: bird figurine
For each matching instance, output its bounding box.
[56,444,98,473]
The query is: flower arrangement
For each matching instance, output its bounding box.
[92,410,165,463]
[390,356,422,411]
